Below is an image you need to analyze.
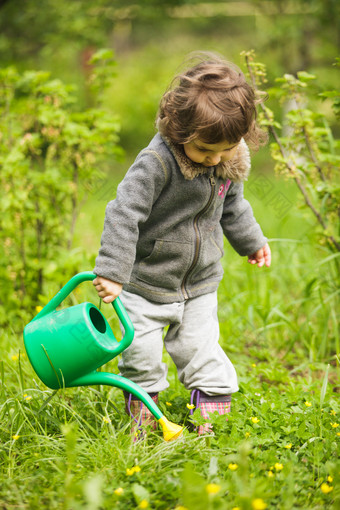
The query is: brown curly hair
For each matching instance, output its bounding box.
[157,52,267,150]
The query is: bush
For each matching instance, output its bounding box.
[0,49,122,327]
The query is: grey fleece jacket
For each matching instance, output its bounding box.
[94,133,267,303]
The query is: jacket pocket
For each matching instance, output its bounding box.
[190,229,224,284]
[135,239,193,290]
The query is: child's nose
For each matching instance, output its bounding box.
[208,154,222,165]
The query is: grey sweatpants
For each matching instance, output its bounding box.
[118,290,239,396]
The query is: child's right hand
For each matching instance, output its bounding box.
[92,276,123,303]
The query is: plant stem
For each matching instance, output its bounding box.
[245,55,340,252]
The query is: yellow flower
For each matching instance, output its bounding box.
[252,363,257,367]
[251,417,260,424]
[330,422,339,428]
[166,401,172,406]
[327,476,333,483]
[24,395,32,401]
[251,498,267,510]
[102,416,111,423]
[232,507,241,510]
[228,463,238,471]
[337,432,340,437]
[274,463,283,471]
[12,435,20,440]
[126,465,141,476]
[35,305,43,313]
[186,403,195,409]
[330,410,336,416]
[139,500,149,509]
[175,507,188,510]
[245,432,251,438]
[11,355,19,361]
[305,401,312,407]
[114,487,124,496]
[267,470,274,477]
[205,483,221,495]
[320,483,333,494]
[284,443,292,449]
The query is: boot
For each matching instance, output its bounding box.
[124,391,158,440]
[190,390,231,435]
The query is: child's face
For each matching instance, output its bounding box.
[183,139,240,167]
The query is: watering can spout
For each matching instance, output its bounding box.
[23,271,183,441]
[71,371,184,442]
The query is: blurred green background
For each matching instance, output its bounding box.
[1,0,338,149]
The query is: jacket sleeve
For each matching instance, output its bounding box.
[93,150,168,283]
[220,182,267,256]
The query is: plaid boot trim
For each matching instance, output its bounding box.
[190,390,231,435]
[124,392,159,439]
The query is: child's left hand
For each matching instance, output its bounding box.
[247,243,271,268]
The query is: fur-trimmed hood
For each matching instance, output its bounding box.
[164,137,251,182]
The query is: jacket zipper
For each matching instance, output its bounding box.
[181,173,216,299]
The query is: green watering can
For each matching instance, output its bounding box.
[23,271,183,441]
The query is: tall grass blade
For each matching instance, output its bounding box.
[320,364,329,408]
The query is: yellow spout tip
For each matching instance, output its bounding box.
[158,416,183,441]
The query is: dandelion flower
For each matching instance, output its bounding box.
[139,500,149,509]
[186,403,195,410]
[251,417,260,424]
[251,498,267,510]
[205,483,221,495]
[320,483,333,494]
[228,463,238,471]
[274,463,283,471]
[166,402,172,406]
[114,487,124,496]
[284,443,292,449]
[12,435,20,440]
[327,476,333,483]
[304,401,312,407]
[330,422,339,428]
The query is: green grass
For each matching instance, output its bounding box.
[1,170,339,509]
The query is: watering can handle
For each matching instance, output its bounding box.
[31,272,134,348]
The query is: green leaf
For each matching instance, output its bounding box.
[89,48,115,64]
[297,71,316,82]
[132,483,150,505]
[181,463,209,509]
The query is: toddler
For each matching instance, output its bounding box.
[93,53,271,435]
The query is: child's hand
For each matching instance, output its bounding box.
[93,276,123,303]
[247,243,271,268]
